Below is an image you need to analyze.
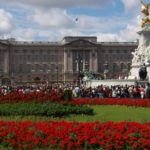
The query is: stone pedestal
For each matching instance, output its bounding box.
[129,23,150,81]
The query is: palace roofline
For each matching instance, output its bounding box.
[0,36,138,46]
[98,42,138,46]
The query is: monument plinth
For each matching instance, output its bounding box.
[129,24,150,80]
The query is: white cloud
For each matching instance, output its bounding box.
[118,15,141,41]
[10,28,37,41]
[1,0,114,9]
[23,29,37,40]
[29,8,129,33]
[121,0,139,12]
[96,33,121,42]
[32,28,80,41]
[7,14,141,42]
[75,15,128,32]
[0,9,13,34]
[29,9,74,28]
[96,15,141,42]
[119,24,139,42]
[0,0,142,42]
[74,14,141,42]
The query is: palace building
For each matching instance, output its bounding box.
[0,36,137,85]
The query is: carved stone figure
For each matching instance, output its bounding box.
[131,51,140,64]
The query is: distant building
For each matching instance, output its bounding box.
[0,36,137,85]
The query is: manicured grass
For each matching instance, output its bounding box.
[69,105,150,123]
[0,105,150,123]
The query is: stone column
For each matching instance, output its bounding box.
[4,51,9,74]
[67,50,73,72]
[89,50,93,72]
[64,49,68,82]
[89,50,98,73]
[64,49,67,73]
[93,50,98,73]
[83,52,85,71]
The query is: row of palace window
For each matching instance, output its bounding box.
[101,49,133,54]
[101,54,131,61]
[13,75,64,81]
[99,63,130,72]
[14,49,62,54]
[14,55,63,63]
[12,64,63,73]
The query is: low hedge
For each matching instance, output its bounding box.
[0,102,93,117]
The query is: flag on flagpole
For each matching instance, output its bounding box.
[75,18,78,22]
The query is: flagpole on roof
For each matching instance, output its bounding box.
[75,17,78,37]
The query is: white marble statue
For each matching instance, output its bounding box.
[129,1,150,80]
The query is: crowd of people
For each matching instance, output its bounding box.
[73,84,150,99]
[1,82,150,99]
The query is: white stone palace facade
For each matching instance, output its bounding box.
[0,36,137,85]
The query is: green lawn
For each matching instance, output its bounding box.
[0,105,150,123]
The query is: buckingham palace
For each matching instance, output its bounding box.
[0,36,137,85]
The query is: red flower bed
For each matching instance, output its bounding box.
[0,120,149,149]
[71,98,150,107]
[0,90,63,103]
[1,91,150,108]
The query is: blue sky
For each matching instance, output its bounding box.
[0,0,149,41]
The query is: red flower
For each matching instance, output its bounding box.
[0,120,149,149]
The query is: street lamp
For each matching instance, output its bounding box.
[75,55,83,87]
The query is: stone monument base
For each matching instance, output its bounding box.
[84,79,148,88]
[128,23,150,81]
[128,65,140,80]
[128,64,150,82]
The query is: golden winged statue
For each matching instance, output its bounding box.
[141,0,150,28]
[141,0,150,16]
[141,0,150,27]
